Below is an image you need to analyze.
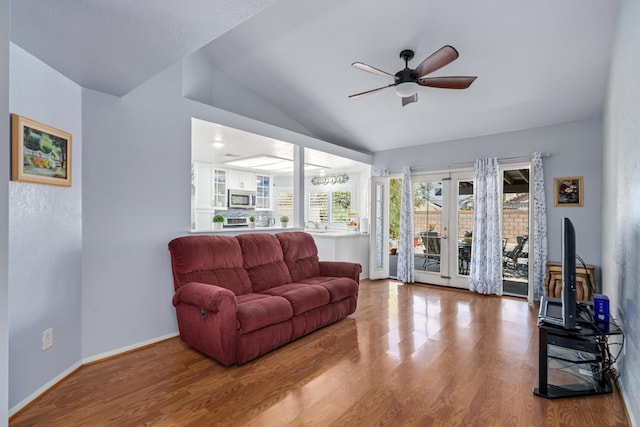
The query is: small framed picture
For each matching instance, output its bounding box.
[11,114,72,187]
[553,176,583,207]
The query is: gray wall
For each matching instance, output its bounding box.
[80,62,371,359]
[373,118,604,267]
[8,44,83,409]
[1,0,10,423]
[604,0,640,423]
[5,46,370,412]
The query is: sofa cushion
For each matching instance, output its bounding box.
[276,232,321,281]
[236,293,293,334]
[236,233,292,292]
[261,283,330,316]
[168,236,252,295]
[298,276,359,303]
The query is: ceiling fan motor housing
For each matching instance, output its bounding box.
[396,49,418,83]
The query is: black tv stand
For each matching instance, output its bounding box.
[533,309,621,399]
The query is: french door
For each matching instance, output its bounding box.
[371,165,535,300]
[412,171,474,288]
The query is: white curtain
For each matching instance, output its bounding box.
[469,158,503,295]
[397,166,414,283]
[532,152,548,301]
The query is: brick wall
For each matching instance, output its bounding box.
[414,210,528,244]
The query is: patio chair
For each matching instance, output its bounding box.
[503,235,528,276]
[421,232,441,270]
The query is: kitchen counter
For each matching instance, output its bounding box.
[190,227,304,235]
[307,231,369,279]
[304,229,368,238]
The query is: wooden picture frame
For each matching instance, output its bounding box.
[553,176,583,207]
[11,114,72,187]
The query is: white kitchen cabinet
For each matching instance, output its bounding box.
[212,168,227,209]
[256,174,271,210]
[228,169,257,191]
[194,162,227,209]
[193,161,213,209]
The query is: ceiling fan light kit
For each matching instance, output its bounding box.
[349,45,477,106]
[394,82,418,97]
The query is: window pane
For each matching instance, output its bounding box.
[457,180,473,276]
[375,182,384,269]
[276,191,293,223]
[331,191,351,223]
[309,192,329,222]
[413,180,443,273]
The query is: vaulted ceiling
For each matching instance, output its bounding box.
[11,0,620,154]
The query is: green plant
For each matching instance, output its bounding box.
[213,214,225,223]
[280,215,289,223]
[249,215,255,222]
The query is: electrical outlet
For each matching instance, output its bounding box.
[42,328,53,351]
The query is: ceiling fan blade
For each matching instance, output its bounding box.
[418,76,477,89]
[402,93,418,107]
[352,62,395,78]
[412,45,459,78]
[348,84,395,98]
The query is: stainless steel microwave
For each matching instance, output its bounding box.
[228,189,256,209]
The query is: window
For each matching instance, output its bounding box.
[308,190,352,224]
[275,190,293,223]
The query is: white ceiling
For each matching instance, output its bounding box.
[10,0,276,96]
[11,0,621,154]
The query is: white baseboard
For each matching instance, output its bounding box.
[9,331,179,417]
[9,360,82,417]
[82,331,179,364]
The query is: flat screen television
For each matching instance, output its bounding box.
[560,217,577,329]
[539,217,578,329]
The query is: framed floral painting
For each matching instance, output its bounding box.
[11,114,72,187]
[553,176,583,207]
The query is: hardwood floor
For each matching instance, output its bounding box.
[11,280,630,426]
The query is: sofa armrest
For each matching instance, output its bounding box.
[319,261,362,283]
[172,281,237,312]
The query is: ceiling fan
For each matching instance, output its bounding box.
[349,45,477,106]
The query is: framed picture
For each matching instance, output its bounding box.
[11,114,72,187]
[553,176,583,207]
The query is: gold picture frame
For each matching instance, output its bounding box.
[11,114,72,187]
[553,176,583,207]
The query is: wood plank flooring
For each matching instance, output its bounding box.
[10,280,631,426]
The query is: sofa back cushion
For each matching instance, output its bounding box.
[236,233,292,292]
[168,235,252,295]
[277,232,320,282]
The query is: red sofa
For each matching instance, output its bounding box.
[168,232,362,366]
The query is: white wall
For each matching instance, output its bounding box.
[373,119,604,267]
[80,62,371,359]
[604,0,640,423]
[1,0,10,423]
[8,44,83,410]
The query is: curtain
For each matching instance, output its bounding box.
[397,166,414,283]
[532,152,548,301]
[469,158,503,295]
